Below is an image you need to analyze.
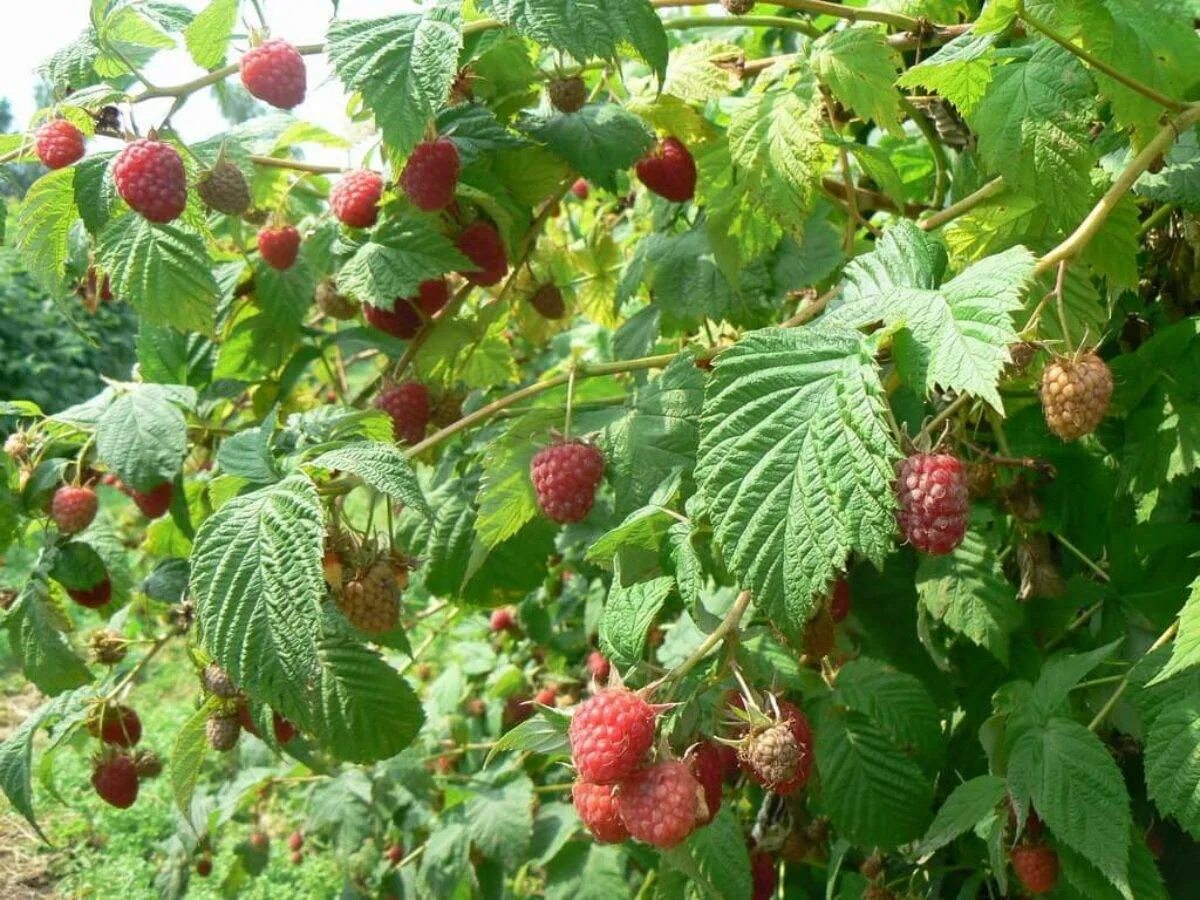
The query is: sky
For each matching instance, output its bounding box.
[2,0,417,161]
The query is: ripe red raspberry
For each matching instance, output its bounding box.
[535,685,558,706]
[751,851,778,900]
[739,700,813,795]
[331,170,383,228]
[51,485,98,534]
[635,137,697,203]
[896,453,969,555]
[490,606,517,632]
[112,139,187,223]
[415,278,450,317]
[290,850,303,865]
[830,578,851,623]
[615,760,704,848]
[1010,844,1059,895]
[400,137,460,212]
[270,711,297,743]
[587,650,611,682]
[549,76,587,113]
[569,688,657,784]
[35,119,85,169]
[258,224,301,270]
[240,38,307,110]
[250,831,270,853]
[530,284,565,319]
[287,831,304,852]
[572,780,629,843]
[571,178,589,200]
[68,577,112,610]
[455,221,508,286]
[386,843,405,865]
[196,161,251,215]
[1040,352,1112,441]
[88,704,142,747]
[196,857,213,877]
[685,740,724,825]
[207,713,240,751]
[375,381,430,445]
[127,481,172,519]
[531,441,605,524]
[365,296,422,340]
[92,753,139,808]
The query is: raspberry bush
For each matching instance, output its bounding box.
[2,1,1200,897]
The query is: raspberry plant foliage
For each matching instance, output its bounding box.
[0,0,1199,896]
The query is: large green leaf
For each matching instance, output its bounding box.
[525,105,653,194]
[309,442,430,519]
[13,168,76,295]
[696,325,899,629]
[683,806,752,900]
[1148,576,1200,685]
[1144,702,1200,840]
[896,31,998,115]
[811,27,902,134]
[335,213,469,307]
[96,384,192,491]
[171,697,220,817]
[916,774,1006,856]
[466,769,535,869]
[184,0,237,68]
[599,575,674,667]
[3,582,91,696]
[832,657,942,763]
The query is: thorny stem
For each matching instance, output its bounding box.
[917,394,972,446]
[106,634,172,702]
[1087,620,1179,732]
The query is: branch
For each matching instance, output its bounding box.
[918,177,1005,232]
[1087,620,1179,732]
[131,44,325,102]
[249,155,345,175]
[658,590,752,685]
[664,15,820,37]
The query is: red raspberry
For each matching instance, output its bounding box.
[196,856,213,877]
[572,780,629,843]
[455,221,508,286]
[739,699,813,795]
[240,38,307,110]
[127,482,172,519]
[287,831,304,852]
[529,284,566,320]
[587,650,611,682]
[68,577,112,609]
[568,688,657,784]
[51,485,98,534]
[258,224,301,270]
[375,381,430,445]
[717,743,740,781]
[535,685,558,706]
[365,296,422,340]
[92,753,139,808]
[830,578,851,623]
[615,760,704,848]
[896,453,969,555]
[330,170,383,228]
[249,831,269,853]
[400,137,460,212]
[290,850,303,865]
[490,606,517,632]
[88,704,142,747]
[386,843,405,865]
[635,137,697,203]
[415,278,450,317]
[685,740,724,825]
[273,713,296,744]
[531,441,605,524]
[35,119,85,169]
[571,178,589,200]
[751,851,778,900]
[1010,844,1059,895]
[112,139,187,223]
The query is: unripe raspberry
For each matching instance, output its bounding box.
[132,748,163,779]
[4,431,30,460]
[330,170,383,228]
[92,753,139,808]
[258,224,301,270]
[572,780,629,843]
[830,578,851,623]
[202,663,239,699]
[569,688,657,784]
[88,704,142,747]
[240,38,307,109]
[529,283,566,320]
[1040,352,1112,441]
[570,178,589,200]
[723,0,756,12]
[207,714,241,751]
[531,441,605,524]
[88,628,127,665]
[455,221,508,286]
[896,453,969,555]
[51,485,98,534]
[751,851,778,900]
[375,381,430,445]
[635,137,697,203]
[112,139,187,223]
[338,561,400,632]
[400,137,460,212]
[615,760,704,849]
[314,279,357,319]
[35,119,85,169]
[127,481,173,519]
[68,577,112,610]
[1010,844,1059,895]
[739,700,813,795]
[587,650,610,682]
[549,76,587,113]
[685,740,725,825]
[490,606,517,632]
[365,297,422,340]
[414,278,450,317]
[196,161,251,215]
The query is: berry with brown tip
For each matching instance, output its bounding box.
[568,688,657,784]
[315,279,357,319]
[35,119,85,169]
[685,740,724,825]
[196,856,213,877]
[530,284,566,320]
[127,481,173,519]
[68,577,112,610]
[364,296,423,341]
[616,760,704,849]
[455,221,508,286]
[723,0,756,13]
[92,753,139,808]
[202,663,239,699]
[51,485,98,534]
[896,453,969,555]
[88,704,142,747]
[571,178,589,200]
[197,161,251,215]
[330,170,383,229]
[112,139,187,223]
[89,628,127,665]
[549,76,587,113]
[258,224,301,270]
[830,578,851,623]
[751,850,777,900]
[400,137,460,212]
[587,650,611,682]
[490,606,517,632]
[1040,352,1112,441]
[338,561,401,633]
[531,441,605,524]
[739,700,813,795]
[375,381,430,446]
[572,780,629,843]
[240,38,307,110]
[132,748,163,779]
[207,713,241,752]
[1010,844,1059,895]
[635,137,697,203]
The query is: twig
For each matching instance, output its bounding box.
[657,590,752,685]
[919,177,1005,232]
[1087,620,1179,732]
[131,44,324,102]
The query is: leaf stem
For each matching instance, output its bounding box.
[1087,620,1178,732]
[658,590,752,685]
[663,15,820,37]
[918,177,1005,232]
[1052,532,1110,582]
[900,97,949,208]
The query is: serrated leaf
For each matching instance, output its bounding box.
[327,6,463,155]
[916,774,1006,856]
[1144,701,1200,840]
[684,806,752,900]
[171,696,219,818]
[436,104,528,166]
[812,28,902,134]
[185,0,236,68]
[13,168,76,295]
[96,385,190,491]
[696,325,899,629]
[476,431,540,550]
[486,710,571,765]
[310,442,429,519]
[586,506,673,566]
[524,105,653,194]
[417,819,471,898]
[1136,126,1200,211]
[663,39,742,104]
[1031,639,1122,715]
[466,769,535,869]
[832,658,942,762]
[1148,576,1200,685]
[336,213,469,306]
[598,575,673,667]
[3,583,91,696]
[896,30,998,115]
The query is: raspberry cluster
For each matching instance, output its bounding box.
[530,441,605,523]
[258,224,301,270]
[331,170,384,229]
[51,484,98,534]
[895,453,969,555]
[1010,844,1059,895]
[456,221,508,286]
[400,137,460,212]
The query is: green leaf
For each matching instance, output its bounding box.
[1145,701,1200,840]
[13,168,77,295]
[916,774,1006,856]
[309,442,429,519]
[831,221,1035,411]
[480,0,668,81]
[436,104,529,166]
[811,28,902,134]
[184,0,237,68]
[896,30,998,115]
[545,842,629,900]
[486,710,571,766]
[96,385,191,491]
[3,583,91,696]
[335,213,469,307]
[525,105,653,194]
[815,706,933,848]
[475,417,543,550]
[832,658,942,763]
[1148,576,1200,685]
[95,215,219,335]
[696,325,899,630]
[684,806,752,900]
[466,769,535,869]
[1031,639,1122,714]
[1007,717,1132,893]
[49,541,108,591]
[171,696,219,817]
[586,505,674,567]
[417,819,471,899]
[1136,127,1200,211]
[598,575,674,667]
[663,39,742,104]
[327,7,463,155]
[73,153,119,234]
